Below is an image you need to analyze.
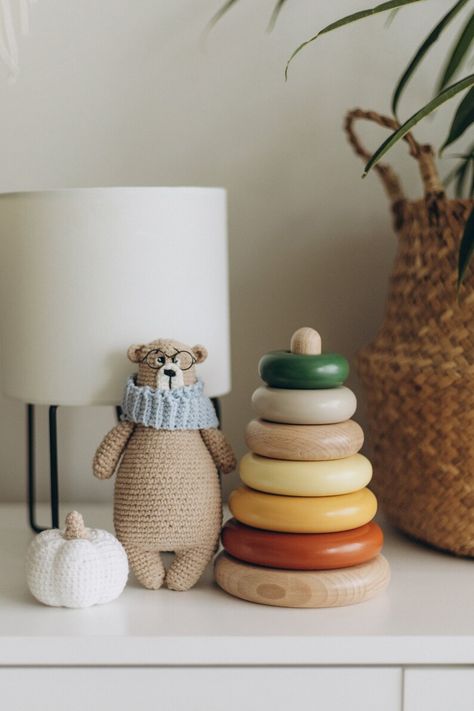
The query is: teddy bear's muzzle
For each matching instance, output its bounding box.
[157,365,184,390]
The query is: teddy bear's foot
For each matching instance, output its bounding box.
[126,546,166,590]
[166,546,215,591]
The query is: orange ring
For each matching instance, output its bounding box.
[222,518,383,570]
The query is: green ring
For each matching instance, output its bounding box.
[258,351,349,389]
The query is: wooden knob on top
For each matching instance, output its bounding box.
[290,327,322,355]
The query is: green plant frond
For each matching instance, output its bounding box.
[384,8,401,27]
[364,74,474,176]
[458,205,474,286]
[444,142,474,160]
[444,145,474,195]
[438,11,474,92]
[285,0,427,79]
[267,0,288,32]
[207,0,241,31]
[444,160,464,187]
[391,0,470,119]
[455,154,471,195]
[441,86,474,152]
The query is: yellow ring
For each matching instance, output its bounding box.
[240,452,372,496]
[229,486,377,533]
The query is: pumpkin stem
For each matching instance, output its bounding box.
[64,511,88,539]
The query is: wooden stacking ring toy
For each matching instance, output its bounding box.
[259,351,349,390]
[229,486,377,533]
[240,452,372,496]
[221,519,384,570]
[245,419,364,461]
[252,385,357,425]
[214,551,390,608]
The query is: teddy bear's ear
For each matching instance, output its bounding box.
[192,344,208,364]
[127,344,145,363]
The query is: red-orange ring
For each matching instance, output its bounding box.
[221,518,383,570]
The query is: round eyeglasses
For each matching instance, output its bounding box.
[141,349,196,371]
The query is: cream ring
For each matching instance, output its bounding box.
[239,452,372,496]
[229,486,377,533]
[252,386,357,425]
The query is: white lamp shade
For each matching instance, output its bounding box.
[0,188,231,405]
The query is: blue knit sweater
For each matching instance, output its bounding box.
[120,377,218,430]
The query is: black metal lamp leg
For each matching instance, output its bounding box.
[211,397,221,426]
[49,406,59,529]
[27,404,41,533]
[26,403,60,533]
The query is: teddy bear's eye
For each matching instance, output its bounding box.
[156,356,166,366]
[173,351,194,370]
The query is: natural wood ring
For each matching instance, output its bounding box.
[258,351,349,389]
[229,486,377,533]
[240,452,372,496]
[221,519,384,570]
[245,419,364,461]
[252,386,357,425]
[214,552,390,608]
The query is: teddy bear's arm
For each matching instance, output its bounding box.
[200,428,236,474]
[93,420,135,480]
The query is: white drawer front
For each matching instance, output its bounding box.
[404,669,474,711]
[0,667,401,711]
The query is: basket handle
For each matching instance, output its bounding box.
[344,108,444,204]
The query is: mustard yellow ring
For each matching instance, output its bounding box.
[239,452,372,496]
[229,486,377,533]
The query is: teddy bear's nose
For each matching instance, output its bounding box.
[163,369,176,377]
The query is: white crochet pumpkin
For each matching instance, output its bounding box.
[26,511,129,608]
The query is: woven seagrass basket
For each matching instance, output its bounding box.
[345,109,474,557]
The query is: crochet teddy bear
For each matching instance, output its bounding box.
[93,338,236,591]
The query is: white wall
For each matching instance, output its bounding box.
[0,0,460,507]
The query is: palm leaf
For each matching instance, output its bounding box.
[364,74,474,176]
[441,86,474,152]
[444,143,474,197]
[268,0,288,31]
[444,160,464,188]
[458,205,474,286]
[384,8,401,27]
[468,155,474,197]
[285,0,426,79]
[445,154,473,190]
[438,11,474,91]
[455,154,471,195]
[392,0,469,118]
[207,0,240,30]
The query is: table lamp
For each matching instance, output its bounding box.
[0,188,231,531]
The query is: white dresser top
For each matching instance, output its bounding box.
[0,503,472,666]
